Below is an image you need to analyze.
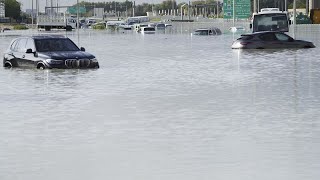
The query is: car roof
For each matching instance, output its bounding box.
[241,31,283,36]
[31,35,67,39]
[13,35,67,40]
[196,27,220,31]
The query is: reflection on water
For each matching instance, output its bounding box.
[0,27,320,180]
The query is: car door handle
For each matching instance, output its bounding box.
[22,55,25,58]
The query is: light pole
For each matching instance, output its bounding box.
[77,0,80,46]
[285,0,287,11]
[233,0,235,26]
[36,0,39,28]
[181,3,187,20]
[293,0,296,38]
[31,0,34,28]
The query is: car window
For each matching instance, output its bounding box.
[10,39,18,51]
[259,33,277,41]
[209,30,216,35]
[215,28,222,35]
[239,35,253,40]
[195,30,208,35]
[35,38,79,52]
[16,38,27,52]
[25,38,35,51]
[275,33,291,41]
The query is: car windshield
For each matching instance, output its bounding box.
[214,28,222,35]
[239,35,253,40]
[194,30,208,35]
[253,13,289,32]
[35,38,80,52]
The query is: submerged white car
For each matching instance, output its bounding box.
[231,31,315,49]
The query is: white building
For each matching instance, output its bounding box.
[93,8,104,18]
[0,2,5,18]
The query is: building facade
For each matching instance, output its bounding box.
[0,1,5,18]
[310,0,320,9]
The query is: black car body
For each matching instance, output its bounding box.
[3,35,99,69]
[231,31,316,49]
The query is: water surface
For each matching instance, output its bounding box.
[0,27,320,180]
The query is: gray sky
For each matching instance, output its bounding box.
[18,0,187,11]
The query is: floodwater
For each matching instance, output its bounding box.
[0,25,320,180]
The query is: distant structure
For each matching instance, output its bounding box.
[0,1,5,18]
[93,8,104,18]
[0,0,9,23]
[310,0,320,9]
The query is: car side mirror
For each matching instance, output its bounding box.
[80,47,85,51]
[26,48,33,53]
[289,20,292,25]
[250,24,252,29]
[289,37,294,42]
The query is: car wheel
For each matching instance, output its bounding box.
[304,46,312,48]
[37,64,46,70]
[4,61,12,68]
[256,47,264,49]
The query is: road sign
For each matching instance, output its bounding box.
[67,7,86,14]
[223,0,251,19]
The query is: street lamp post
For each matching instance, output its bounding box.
[293,0,296,38]
[181,3,187,20]
[31,0,34,28]
[233,0,235,26]
[77,0,80,46]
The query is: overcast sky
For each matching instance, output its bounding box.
[18,0,187,11]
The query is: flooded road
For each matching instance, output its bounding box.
[1,27,320,180]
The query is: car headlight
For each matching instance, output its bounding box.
[90,58,98,63]
[46,59,63,65]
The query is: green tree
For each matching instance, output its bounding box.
[4,0,21,20]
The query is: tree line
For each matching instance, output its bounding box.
[1,0,309,22]
[73,0,308,16]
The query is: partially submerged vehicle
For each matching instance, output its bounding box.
[193,27,222,36]
[3,35,99,69]
[231,31,315,49]
[251,8,291,33]
[141,27,156,34]
[37,15,77,31]
[229,26,246,33]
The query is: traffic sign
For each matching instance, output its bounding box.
[223,0,251,19]
[67,7,86,14]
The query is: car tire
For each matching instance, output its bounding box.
[304,46,312,48]
[66,26,72,31]
[256,47,264,49]
[37,64,46,70]
[4,61,12,68]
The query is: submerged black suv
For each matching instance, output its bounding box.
[3,35,99,69]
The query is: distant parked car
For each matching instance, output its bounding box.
[141,27,156,34]
[229,26,246,33]
[3,35,99,69]
[193,27,222,36]
[155,23,166,30]
[231,31,315,49]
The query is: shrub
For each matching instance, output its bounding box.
[13,24,28,30]
[92,23,106,30]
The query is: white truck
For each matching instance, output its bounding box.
[37,15,77,31]
[250,8,291,33]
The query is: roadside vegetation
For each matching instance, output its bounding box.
[0,0,310,25]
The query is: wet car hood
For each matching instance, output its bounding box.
[39,51,95,60]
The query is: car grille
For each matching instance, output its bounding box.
[65,59,91,68]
